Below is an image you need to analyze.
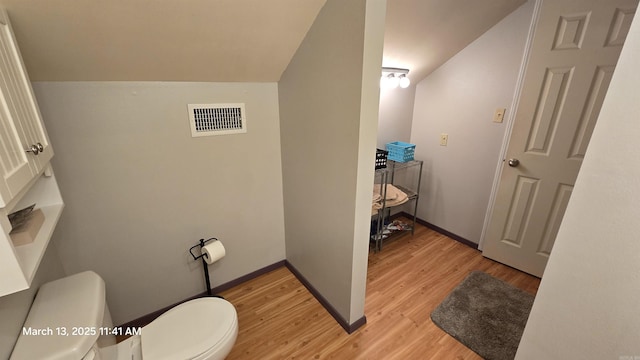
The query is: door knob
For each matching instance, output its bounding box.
[25,144,39,155]
[508,158,520,167]
[36,142,44,152]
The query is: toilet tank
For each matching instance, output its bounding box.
[10,271,110,360]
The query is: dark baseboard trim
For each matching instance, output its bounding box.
[118,259,366,335]
[210,260,286,294]
[397,212,479,250]
[118,260,286,329]
[348,315,367,333]
[119,217,474,332]
[285,261,366,334]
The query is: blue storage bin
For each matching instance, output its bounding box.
[385,141,415,162]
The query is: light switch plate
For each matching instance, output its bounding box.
[440,133,448,146]
[494,108,506,123]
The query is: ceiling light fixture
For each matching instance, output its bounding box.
[381,67,410,89]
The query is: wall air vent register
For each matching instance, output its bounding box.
[188,103,247,137]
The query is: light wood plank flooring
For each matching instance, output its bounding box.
[221,222,540,359]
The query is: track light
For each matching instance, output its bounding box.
[388,74,400,88]
[381,67,410,89]
[399,74,410,88]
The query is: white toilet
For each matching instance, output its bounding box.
[11,271,238,360]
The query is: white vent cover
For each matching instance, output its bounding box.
[188,103,247,137]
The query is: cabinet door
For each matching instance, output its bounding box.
[0,10,53,206]
[0,99,32,206]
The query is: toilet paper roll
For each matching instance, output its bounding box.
[202,240,226,264]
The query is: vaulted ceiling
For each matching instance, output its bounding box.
[0,0,527,83]
[384,0,527,84]
[0,0,327,81]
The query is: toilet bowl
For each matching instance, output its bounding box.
[10,271,238,360]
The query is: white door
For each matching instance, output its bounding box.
[482,0,638,277]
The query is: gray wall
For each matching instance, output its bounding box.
[517,12,640,358]
[279,0,385,324]
[410,0,534,243]
[377,84,416,149]
[0,242,66,358]
[34,82,286,325]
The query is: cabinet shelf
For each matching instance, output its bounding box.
[13,203,64,283]
[0,172,64,297]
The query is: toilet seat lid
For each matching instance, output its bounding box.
[10,271,105,360]
[141,297,237,360]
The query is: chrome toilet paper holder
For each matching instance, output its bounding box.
[189,237,218,297]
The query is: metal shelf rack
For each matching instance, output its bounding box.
[371,159,423,252]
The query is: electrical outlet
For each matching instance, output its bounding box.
[440,133,448,146]
[494,108,506,123]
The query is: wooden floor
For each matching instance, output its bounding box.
[220,222,540,359]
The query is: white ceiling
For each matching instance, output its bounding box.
[0,0,327,81]
[0,0,526,83]
[384,0,527,84]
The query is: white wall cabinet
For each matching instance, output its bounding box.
[0,10,53,206]
[0,9,63,297]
